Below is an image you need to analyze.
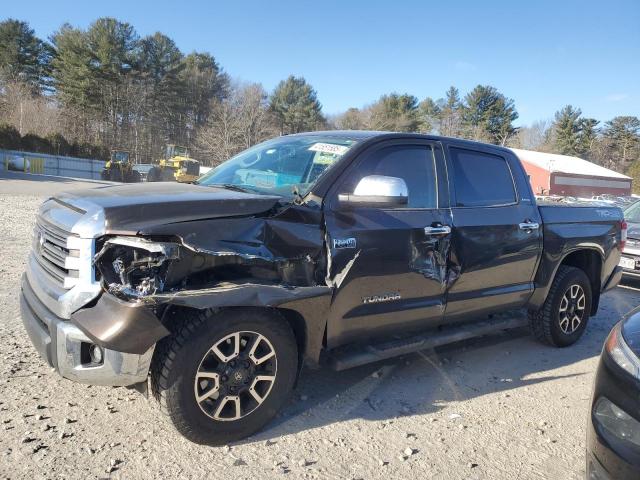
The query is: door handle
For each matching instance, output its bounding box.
[424,225,452,235]
[519,221,540,231]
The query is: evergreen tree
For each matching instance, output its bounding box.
[269,75,324,134]
[438,86,462,137]
[626,160,640,195]
[180,52,229,129]
[418,97,440,133]
[50,24,93,109]
[604,116,640,168]
[552,105,582,155]
[462,85,518,145]
[137,32,185,145]
[368,93,420,132]
[577,118,599,159]
[0,19,52,92]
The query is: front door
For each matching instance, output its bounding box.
[324,140,452,348]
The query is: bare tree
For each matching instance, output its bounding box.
[0,79,61,137]
[510,120,551,150]
[334,107,367,130]
[195,82,276,166]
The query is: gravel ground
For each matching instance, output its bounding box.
[2,174,640,479]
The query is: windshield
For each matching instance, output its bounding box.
[625,201,640,223]
[112,151,129,162]
[197,135,357,198]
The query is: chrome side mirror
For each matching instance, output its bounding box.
[338,175,408,207]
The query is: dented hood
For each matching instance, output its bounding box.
[57,182,282,234]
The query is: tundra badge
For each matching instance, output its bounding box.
[363,292,401,304]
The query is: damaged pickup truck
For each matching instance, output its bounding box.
[21,131,625,444]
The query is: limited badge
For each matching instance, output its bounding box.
[333,237,356,249]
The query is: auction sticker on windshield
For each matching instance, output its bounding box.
[308,143,349,155]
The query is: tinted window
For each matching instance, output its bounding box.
[343,146,437,208]
[450,148,516,207]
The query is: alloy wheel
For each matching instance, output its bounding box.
[558,284,586,334]
[193,331,277,421]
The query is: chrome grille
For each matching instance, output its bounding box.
[33,218,80,289]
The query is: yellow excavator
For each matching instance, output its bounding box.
[101,150,141,183]
[147,144,201,183]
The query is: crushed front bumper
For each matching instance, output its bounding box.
[20,274,154,386]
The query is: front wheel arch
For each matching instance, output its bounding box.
[150,306,299,444]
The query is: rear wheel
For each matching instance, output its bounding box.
[151,309,298,445]
[529,265,592,347]
[125,169,141,183]
[161,168,176,181]
[147,166,161,182]
[109,168,123,182]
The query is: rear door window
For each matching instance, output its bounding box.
[449,148,516,207]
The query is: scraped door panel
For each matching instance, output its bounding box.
[325,208,451,347]
[323,142,451,348]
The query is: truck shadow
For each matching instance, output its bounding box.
[245,279,640,444]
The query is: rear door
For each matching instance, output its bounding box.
[444,144,543,320]
[324,139,452,348]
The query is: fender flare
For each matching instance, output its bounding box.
[72,284,333,364]
[528,245,605,311]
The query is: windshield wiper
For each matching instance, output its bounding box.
[209,183,257,193]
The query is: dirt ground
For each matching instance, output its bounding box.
[1,171,639,480]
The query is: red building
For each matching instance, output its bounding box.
[510,148,632,197]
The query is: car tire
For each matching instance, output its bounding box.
[150,308,298,445]
[147,166,160,182]
[126,170,141,183]
[109,168,123,182]
[528,265,592,347]
[161,168,176,181]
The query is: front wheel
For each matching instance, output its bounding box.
[146,166,160,182]
[151,309,298,445]
[529,265,592,347]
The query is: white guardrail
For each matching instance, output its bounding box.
[1,149,106,180]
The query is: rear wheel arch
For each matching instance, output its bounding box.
[558,249,602,315]
[529,264,593,347]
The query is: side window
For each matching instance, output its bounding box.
[341,145,437,208]
[450,148,516,207]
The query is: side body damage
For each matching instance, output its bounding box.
[71,204,333,365]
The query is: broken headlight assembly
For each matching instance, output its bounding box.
[94,236,181,299]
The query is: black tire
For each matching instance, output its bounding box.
[161,168,176,181]
[109,168,123,182]
[125,170,141,183]
[528,265,592,347]
[150,308,298,445]
[147,166,160,182]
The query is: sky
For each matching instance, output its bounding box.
[3,0,639,126]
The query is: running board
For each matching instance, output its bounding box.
[328,315,529,371]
